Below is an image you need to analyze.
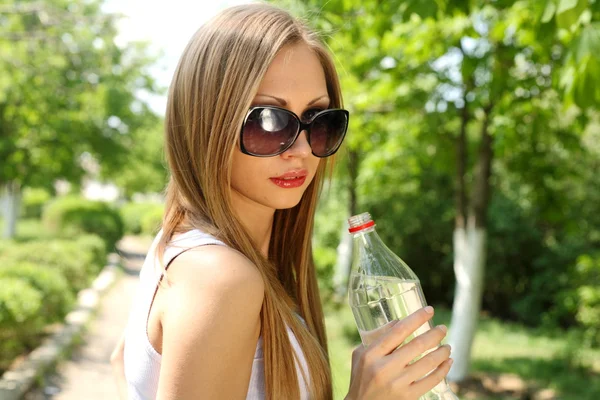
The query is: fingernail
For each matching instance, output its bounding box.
[438,325,447,333]
[425,306,434,314]
[448,358,454,366]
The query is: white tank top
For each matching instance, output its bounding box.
[123,229,310,399]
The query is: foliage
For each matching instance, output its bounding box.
[0,0,161,190]
[325,304,600,400]
[120,201,164,235]
[112,122,168,198]
[0,236,105,293]
[0,277,44,371]
[140,204,164,236]
[563,253,600,347]
[43,195,124,250]
[267,0,600,352]
[0,262,75,323]
[76,233,108,270]
[0,233,108,372]
[21,187,51,219]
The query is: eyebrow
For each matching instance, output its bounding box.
[254,94,330,107]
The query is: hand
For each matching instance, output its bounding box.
[345,307,452,400]
[110,331,128,400]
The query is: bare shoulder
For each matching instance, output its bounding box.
[155,244,265,399]
[166,244,264,293]
[160,244,265,319]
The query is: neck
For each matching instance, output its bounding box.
[230,190,274,257]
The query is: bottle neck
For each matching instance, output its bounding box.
[349,224,419,280]
[352,225,385,250]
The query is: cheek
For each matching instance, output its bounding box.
[307,157,322,181]
[230,153,269,192]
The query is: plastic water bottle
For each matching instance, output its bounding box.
[347,212,459,400]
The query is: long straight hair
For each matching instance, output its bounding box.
[156,4,343,399]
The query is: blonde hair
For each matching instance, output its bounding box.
[157,3,343,399]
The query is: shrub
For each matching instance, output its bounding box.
[0,277,44,370]
[120,202,164,235]
[43,196,124,250]
[140,205,164,236]
[21,187,52,219]
[0,234,108,371]
[0,241,95,293]
[570,254,600,347]
[0,240,10,255]
[76,234,108,272]
[0,262,74,322]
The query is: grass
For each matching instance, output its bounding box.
[324,303,600,400]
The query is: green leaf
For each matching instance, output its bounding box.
[542,1,557,23]
[557,0,578,14]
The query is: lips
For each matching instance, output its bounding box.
[270,169,308,189]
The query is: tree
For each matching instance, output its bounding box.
[0,0,160,237]
[273,0,600,382]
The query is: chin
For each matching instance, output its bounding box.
[268,192,304,210]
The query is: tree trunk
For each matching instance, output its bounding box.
[2,181,21,239]
[333,149,359,298]
[448,104,493,382]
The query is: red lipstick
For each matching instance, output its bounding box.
[270,169,308,189]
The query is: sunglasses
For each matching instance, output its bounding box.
[240,106,349,157]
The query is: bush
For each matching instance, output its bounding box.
[120,202,164,235]
[140,205,164,235]
[21,187,52,219]
[0,235,108,371]
[0,262,74,323]
[0,277,44,370]
[43,196,124,250]
[0,240,96,293]
[76,234,108,271]
[567,254,600,347]
[0,240,10,255]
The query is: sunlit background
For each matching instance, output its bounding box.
[1,1,599,399]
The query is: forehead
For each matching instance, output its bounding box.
[256,43,328,101]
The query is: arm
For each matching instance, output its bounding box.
[110,332,128,400]
[155,245,264,400]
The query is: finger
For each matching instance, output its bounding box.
[391,324,447,366]
[408,358,453,397]
[398,344,451,385]
[370,306,435,357]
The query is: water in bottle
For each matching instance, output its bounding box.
[347,212,459,400]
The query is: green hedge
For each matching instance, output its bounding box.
[0,234,109,372]
[76,234,108,270]
[0,278,45,371]
[0,236,107,295]
[0,263,74,323]
[21,188,52,219]
[120,202,164,235]
[43,196,124,250]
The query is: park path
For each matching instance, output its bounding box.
[24,237,152,400]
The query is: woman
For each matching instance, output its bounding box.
[111,3,452,399]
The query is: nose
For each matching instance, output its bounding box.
[281,130,311,159]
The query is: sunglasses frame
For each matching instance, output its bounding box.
[239,105,349,158]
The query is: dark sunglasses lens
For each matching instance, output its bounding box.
[310,111,348,156]
[242,108,298,156]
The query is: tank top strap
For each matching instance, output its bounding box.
[130,228,228,360]
[161,228,227,268]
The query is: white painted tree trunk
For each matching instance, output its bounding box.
[333,222,354,298]
[1,181,21,239]
[447,224,486,382]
